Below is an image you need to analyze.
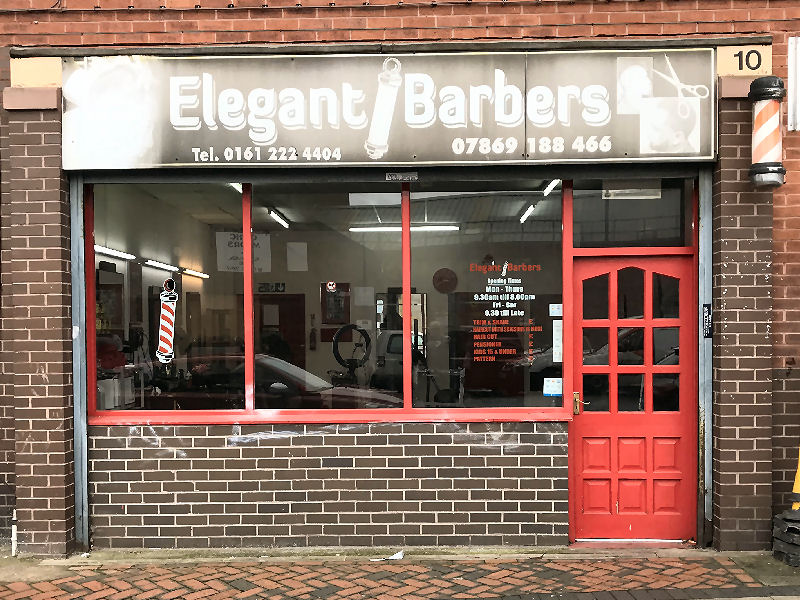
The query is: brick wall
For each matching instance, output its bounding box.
[0,47,12,541]
[0,0,798,46]
[711,99,775,551]
[88,423,568,548]
[7,103,75,555]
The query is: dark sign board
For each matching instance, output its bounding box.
[703,303,713,339]
[62,49,715,169]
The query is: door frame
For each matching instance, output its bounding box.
[565,180,700,543]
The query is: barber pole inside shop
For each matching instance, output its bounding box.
[2,39,791,554]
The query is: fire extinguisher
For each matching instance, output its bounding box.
[309,313,317,351]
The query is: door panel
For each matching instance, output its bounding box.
[572,256,696,541]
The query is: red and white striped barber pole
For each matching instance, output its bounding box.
[749,76,787,187]
[156,278,178,364]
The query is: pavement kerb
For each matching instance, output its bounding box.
[28,544,735,567]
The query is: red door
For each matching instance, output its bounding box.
[571,256,696,541]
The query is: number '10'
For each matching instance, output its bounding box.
[734,50,762,71]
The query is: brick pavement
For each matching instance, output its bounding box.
[1,555,797,600]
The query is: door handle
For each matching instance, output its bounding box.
[573,391,590,414]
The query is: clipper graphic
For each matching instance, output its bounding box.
[156,278,178,364]
[365,58,402,160]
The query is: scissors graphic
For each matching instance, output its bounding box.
[653,54,710,98]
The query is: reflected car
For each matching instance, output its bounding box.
[139,352,401,410]
[253,354,402,410]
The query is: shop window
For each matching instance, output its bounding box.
[92,183,245,410]
[408,186,563,408]
[250,183,402,410]
[573,179,692,248]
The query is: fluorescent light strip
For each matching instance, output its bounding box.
[145,259,179,272]
[543,179,562,196]
[229,182,243,194]
[519,205,535,224]
[183,268,209,279]
[270,210,290,229]
[349,225,459,232]
[94,245,136,260]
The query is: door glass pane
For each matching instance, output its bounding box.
[653,374,679,411]
[618,328,644,365]
[583,274,609,319]
[653,328,680,365]
[573,178,692,248]
[583,374,609,411]
[617,267,644,319]
[583,328,609,365]
[408,185,563,409]
[653,273,680,318]
[618,374,644,411]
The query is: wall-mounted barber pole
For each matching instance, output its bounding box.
[156,278,178,364]
[749,76,786,187]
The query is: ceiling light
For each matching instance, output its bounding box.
[145,259,179,272]
[228,183,243,194]
[519,205,535,224]
[183,268,209,279]
[349,225,459,232]
[411,225,459,231]
[269,210,289,229]
[94,245,135,260]
[543,179,562,196]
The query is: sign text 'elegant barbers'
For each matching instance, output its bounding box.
[62,49,715,170]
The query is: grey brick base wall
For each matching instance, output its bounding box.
[88,422,568,549]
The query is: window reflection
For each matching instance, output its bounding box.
[93,183,245,411]
[409,186,563,408]
[251,183,403,409]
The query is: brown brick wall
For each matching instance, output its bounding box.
[712,99,775,551]
[88,423,568,548]
[0,0,798,46]
[7,103,75,555]
[0,47,11,541]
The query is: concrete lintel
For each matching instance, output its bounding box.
[2,86,60,110]
[719,76,757,99]
[10,57,62,88]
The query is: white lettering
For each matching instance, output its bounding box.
[247,88,277,146]
[202,73,217,130]
[310,87,339,129]
[557,85,581,126]
[527,85,556,127]
[278,88,305,129]
[169,76,201,131]
[582,84,611,126]
[494,69,523,127]
[405,73,436,128]
[343,83,368,129]
[218,88,246,130]
[438,85,466,128]
[469,84,493,127]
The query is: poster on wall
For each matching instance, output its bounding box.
[61,49,715,169]
[215,232,271,273]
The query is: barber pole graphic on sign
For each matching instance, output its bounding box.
[156,278,178,364]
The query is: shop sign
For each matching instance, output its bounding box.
[62,49,715,169]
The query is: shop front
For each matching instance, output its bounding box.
[52,47,717,549]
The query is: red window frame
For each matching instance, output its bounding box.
[85,180,577,425]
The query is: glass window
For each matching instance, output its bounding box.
[93,183,244,410]
[574,179,693,248]
[408,184,563,408]
[251,183,402,410]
